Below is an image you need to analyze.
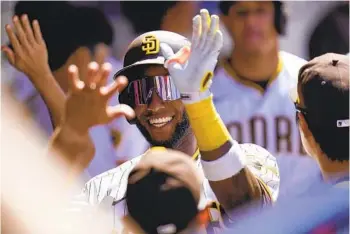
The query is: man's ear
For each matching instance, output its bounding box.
[298,113,323,157]
[298,113,310,137]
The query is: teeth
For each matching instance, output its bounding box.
[149,117,173,127]
[152,123,167,128]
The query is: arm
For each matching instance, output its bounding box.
[2,14,65,127]
[185,96,270,212]
[162,9,270,214]
[47,62,135,179]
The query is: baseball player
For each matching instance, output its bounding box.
[60,9,280,233]
[223,52,350,234]
[212,1,320,196]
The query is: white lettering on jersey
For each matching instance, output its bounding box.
[212,51,307,158]
[211,51,320,196]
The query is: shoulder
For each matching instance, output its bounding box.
[239,143,280,201]
[83,155,143,205]
[279,51,307,83]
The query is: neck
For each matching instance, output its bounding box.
[173,128,198,157]
[230,46,279,82]
[317,153,349,182]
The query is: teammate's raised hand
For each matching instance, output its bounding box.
[160,9,223,104]
[63,62,135,133]
[1,14,52,81]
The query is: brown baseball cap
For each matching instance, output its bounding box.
[113,30,190,81]
[290,53,349,129]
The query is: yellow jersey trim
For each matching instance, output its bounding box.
[220,56,283,94]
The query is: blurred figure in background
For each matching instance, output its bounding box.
[308,2,349,59]
[2,1,137,178]
[212,1,320,197]
[224,52,350,234]
[120,1,199,38]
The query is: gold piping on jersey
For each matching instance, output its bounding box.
[220,56,283,94]
[192,148,200,161]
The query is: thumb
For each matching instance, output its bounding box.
[161,43,191,72]
[1,46,15,65]
[107,104,135,121]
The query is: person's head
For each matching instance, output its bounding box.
[125,148,209,234]
[13,2,113,88]
[219,1,286,55]
[291,53,349,167]
[120,1,199,37]
[116,31,192,148]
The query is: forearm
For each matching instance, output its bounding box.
[29,73,66,127]
[184,94,231,160]
[185,95,267,212]
[48,123,95,178]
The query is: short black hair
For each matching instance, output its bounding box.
[13,1,113,71]
[126,169,198,234]
[120,1,178,35]
[297,53,349,162]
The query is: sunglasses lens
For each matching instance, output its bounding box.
[128,76,181,106]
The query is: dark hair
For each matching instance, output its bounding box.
[120,1,178,35]
[13,1,113,71]
[298,53,349,162]
[218,1,287,35]
[308,3,349,59]
[126,169,198,234]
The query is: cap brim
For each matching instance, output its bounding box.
[113,56,166,80]
[289,85,299,103]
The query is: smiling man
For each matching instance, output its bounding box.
[56,9,280,233]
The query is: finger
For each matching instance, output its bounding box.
[160,42,175,60]
[164,46,190,69]
[97,62,112,87]
[32,20,43,43]
[191,14,201,49]
[198,9,210,50]
[128,169,151,184]
[102,75,128,98]
[1,46,15,65]
[210,30,223,56]
[162,43,190,73]
[5,24,21,53]
[13,15,30,49]
[161,178,184,191]
[203,14,220,54]
[86,62,99,88]
[107,104,136,121]
[21,14,35,45]
[68,65,84,92]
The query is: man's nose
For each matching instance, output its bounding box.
[147,90,165,112]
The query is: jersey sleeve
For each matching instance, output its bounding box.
[239,143,280,202]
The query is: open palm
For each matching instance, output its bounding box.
[63,62,135,133]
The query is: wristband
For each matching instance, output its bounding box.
[185,94,231,151]
[201,143,246,181]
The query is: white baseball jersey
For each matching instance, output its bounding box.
[211,51,320,197]
[74,143,279,233]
